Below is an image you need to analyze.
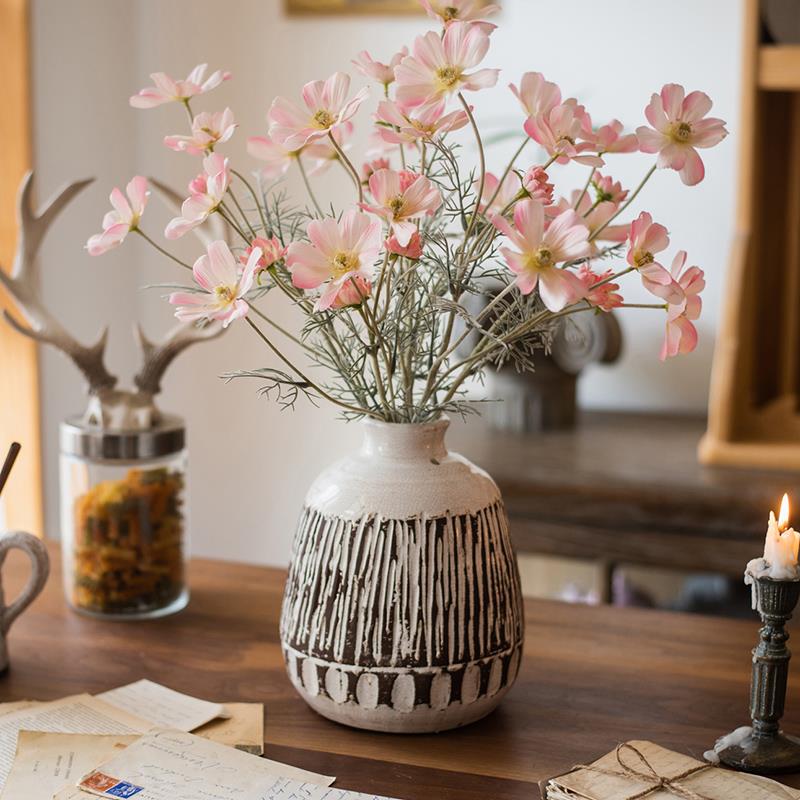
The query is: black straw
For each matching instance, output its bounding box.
[0,443,22,498]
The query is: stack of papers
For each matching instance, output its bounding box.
[0,680,400,800]
[541,740,800,799]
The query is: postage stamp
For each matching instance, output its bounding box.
[79,772,143,797]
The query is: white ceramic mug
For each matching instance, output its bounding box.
[0,532,49,672]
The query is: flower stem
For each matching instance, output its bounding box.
[356,306,393,416]
[485,136,528,211]
[182,98,194,124]
[134,229,192,270]
[591,164,657,241]
[328,132,363,204]
[296,156,324,217]
[458,92,486,244]
[217,206,251,243]
[593,265,634,289]
[248,302,316,353]
[245,317,377,418]
[232,169,269,234]
[226,186,258,239]
[574,167,596,210]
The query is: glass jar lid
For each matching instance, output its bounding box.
[60,414,185,461]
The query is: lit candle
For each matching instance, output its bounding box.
[748,494,800,584]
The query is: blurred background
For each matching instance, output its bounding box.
[9,0,794,617]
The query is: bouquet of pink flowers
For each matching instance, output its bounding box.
[88,0,727,423]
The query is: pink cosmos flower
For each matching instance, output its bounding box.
[395,22,499,109]
[165,153,230,239]
[240,236,287,274]
[551,191,628,254]
[247,132,298,180]
[509,72,561,118]
[360,169,442,246]
[268,72,368,151]
[592,173,628,204]
[164,108,237,155]
[375,99,469,144]
[286,209,382,311]
[248,122,351,179]
[362,157,391,183]
[524,103,603,167]
[522,167,554,205]
[169,240,259,328]
[352,47,408,87]
[626,212,684,303]
[593,120,638,154]
[476,171,520,216]
[576,265,623,312]
[420,0,499,30]
[636,84,728,186]
[492,199,590,311]
[331,275,372,309]
[661,251,705,360]
[386,230,424,259]
[129,64,231,109]
[87,176,149,256]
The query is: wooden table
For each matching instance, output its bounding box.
[3,543,800,798]
[452,412,800,601]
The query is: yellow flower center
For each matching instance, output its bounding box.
[670,121,692,143]
[634,250,654,268]
[214,285,235,304]
[389,196,406,217]
[313,109,335,129]
[435,65,463,92]
[526,247,554,273]
[443,6,459,20]
[412,119,436,137]
[331,250,359,277]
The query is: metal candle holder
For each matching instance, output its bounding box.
[717,576,800,773]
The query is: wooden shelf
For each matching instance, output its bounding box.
[452,411,797,580]
[759,45,800,90]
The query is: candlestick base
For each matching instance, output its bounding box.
[717,731,800,774]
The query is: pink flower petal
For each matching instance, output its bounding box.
[286,242,333,289]
[126,176,149,217]
[538,268,582,312]
[679,147,705,186]
[681,90,712,123]
[660,83,685,121]
[462,68,500,92]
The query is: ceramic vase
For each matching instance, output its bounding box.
[280,417,524,733]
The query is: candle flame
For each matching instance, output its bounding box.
[779,493,791,532]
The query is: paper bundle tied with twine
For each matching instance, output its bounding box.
[540,740,800,800]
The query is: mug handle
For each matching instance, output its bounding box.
[0,532,50,634]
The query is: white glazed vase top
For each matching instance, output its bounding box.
[280,417,525,733]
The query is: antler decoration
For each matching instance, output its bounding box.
[133,322,221,396]
[0,171,225,430]
[0,173,117,394]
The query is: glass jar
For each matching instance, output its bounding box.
[59,415,188,619]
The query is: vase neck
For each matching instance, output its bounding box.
[360,418,449,461]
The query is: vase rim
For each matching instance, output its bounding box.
[360,415,450,431]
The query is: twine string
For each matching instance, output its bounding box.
[572,743,715,800]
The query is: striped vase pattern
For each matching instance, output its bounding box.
[280,418,524,733]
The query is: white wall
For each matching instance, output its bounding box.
[30,0,742,563]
